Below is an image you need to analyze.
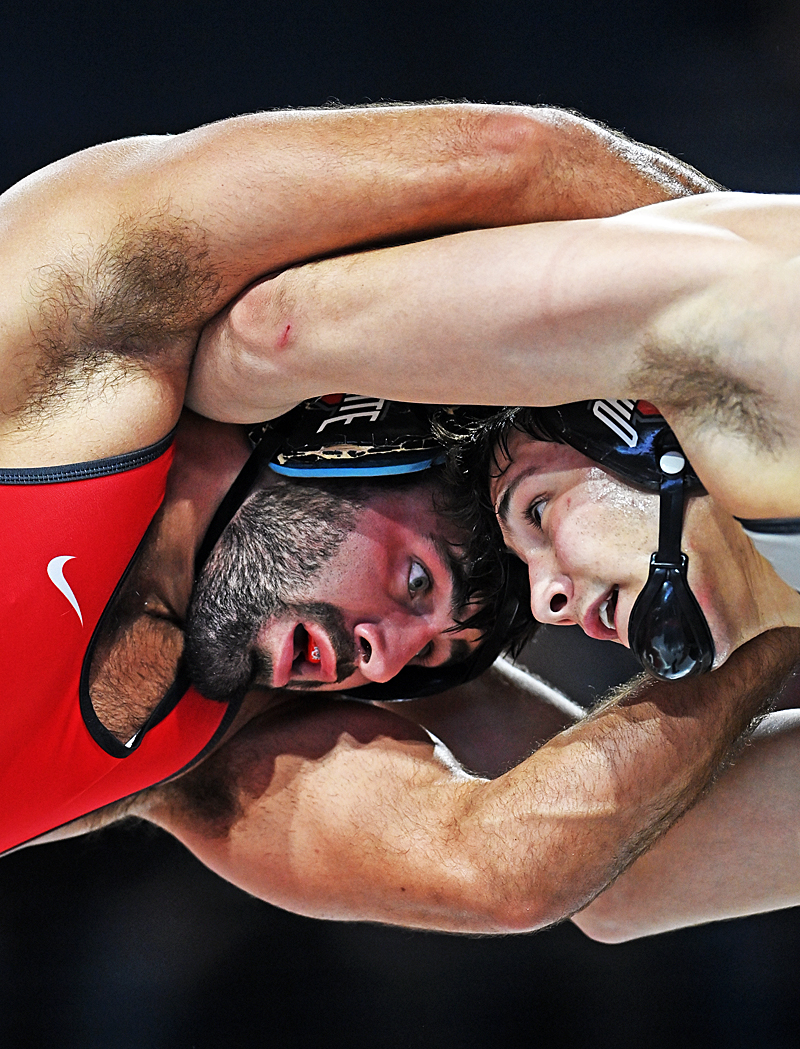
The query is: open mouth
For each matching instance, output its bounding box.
[598,587,619,632]
[292,624,320,670]
[264,609,360,689]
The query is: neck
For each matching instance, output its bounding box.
[686,496,800,665]
[86,411,253,743]
[142,411,252,617]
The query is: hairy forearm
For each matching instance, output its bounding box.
[188,109,718,420]
[150,629,800,933]
[480,107,720,220]
[457,630,799,931]
[174,105,718,288]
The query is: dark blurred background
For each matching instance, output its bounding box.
[2,1,800,1046]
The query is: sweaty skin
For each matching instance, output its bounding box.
[0,103,717,472]
[6,104,692,756]
[488,431,800,669]
[134,629,799,931]
[192,192,800,521]
[7,104,788,935]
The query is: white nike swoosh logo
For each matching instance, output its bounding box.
[47,555,84,626]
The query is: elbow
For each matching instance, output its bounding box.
[476,103,571,161]
[441,803,626,934]
[571,895,648,945]
[223,275,295,364]
[450,861,589,935]
[189,275,300,422]
[443,105,561,226]
[483,899,557,935]
[471,887,600,936]
[468,106,608,223]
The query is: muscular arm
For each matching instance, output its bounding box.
[141,628,799,932]
[186,112,718,421]
[6,657,579,854]
[0,103,717,466]
[201,191,800,518]
[573,705,800,942]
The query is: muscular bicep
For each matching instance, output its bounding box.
[0,104,552,440]
[145,699,494,929]
[0,104,722,430]
[0,106,543,324]
[37,105,717,311]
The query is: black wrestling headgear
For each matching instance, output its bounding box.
[530,398,715,681]
[196,396,528,700]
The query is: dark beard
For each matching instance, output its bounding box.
[184,476,359,701]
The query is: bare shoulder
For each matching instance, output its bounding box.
[0,105,524,454]
[0,136,217,463]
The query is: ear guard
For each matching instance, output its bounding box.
[196,396,528,701]
[531,399,715,680]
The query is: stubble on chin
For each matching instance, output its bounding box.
[183,475,360,701]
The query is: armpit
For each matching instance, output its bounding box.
[18,207,221,421]
[633,342,785,455]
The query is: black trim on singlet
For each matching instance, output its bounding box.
[737,517,800,535]
[0,430,175,485]
[66,428,241,758]
[79,497,245,759]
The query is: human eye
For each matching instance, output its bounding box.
[524,497,548,530]
[407,560,431,597]
[412,641,435,665]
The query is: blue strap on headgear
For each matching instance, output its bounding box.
[259,394,445,477]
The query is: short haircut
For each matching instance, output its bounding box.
[431,409,543,654]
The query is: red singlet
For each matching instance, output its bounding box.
[0,435,238,853]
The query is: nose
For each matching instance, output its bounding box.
[354,617,436,683]
[527,560,578,627]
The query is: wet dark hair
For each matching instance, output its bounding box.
[431,407,546,656]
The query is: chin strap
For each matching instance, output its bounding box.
[627,444,715,680]
[193,407,305,580]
